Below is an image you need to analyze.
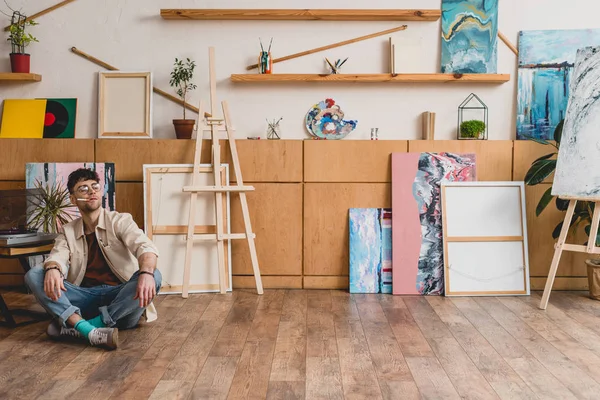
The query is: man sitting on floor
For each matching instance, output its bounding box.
[24,168,162,350]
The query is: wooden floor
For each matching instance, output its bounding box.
[2,289,600,399]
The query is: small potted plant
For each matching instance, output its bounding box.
[459,120,486,139]
[28,180,76,234]
[7,11,38,73]
[169,57,197,139]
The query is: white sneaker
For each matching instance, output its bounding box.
[46,320,83,340]
[88,327,119,350]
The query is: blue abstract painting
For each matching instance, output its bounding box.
[553,46,600,200]
[441,0,498,74]
[349,208,392,294]
[517,29,600,140]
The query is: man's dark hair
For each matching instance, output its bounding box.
[67,168,100,194]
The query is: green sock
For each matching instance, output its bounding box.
[88,315,106,328]
[74,320,95,338]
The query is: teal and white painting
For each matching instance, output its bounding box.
[349,208,392,294]
[441,0,498,74]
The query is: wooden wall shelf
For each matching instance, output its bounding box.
[230,73,510,84]
[160,9,441,21]
[0,73,42,82]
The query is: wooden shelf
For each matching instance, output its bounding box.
[0,73,42,82]
[160,9,441,21]
[230,73,511,84]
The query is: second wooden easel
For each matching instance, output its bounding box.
[181,46,263,297]
[540,197,600,309]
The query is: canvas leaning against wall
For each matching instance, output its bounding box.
[441,0,498,74]
[517,28,600,140]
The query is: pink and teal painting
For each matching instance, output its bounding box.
[25,163,116,219]
[305,98,357,140]
[349,208,392,294]
[441,0,498,74]
[517,29,600,140]
[392,152,476,296]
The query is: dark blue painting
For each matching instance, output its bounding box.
[517,29,600,140]
[441,0,498,74]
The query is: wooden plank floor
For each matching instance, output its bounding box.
[2,289,600,399]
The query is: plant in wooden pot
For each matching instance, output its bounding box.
[523,120,600,299]
[6,11,38,73]
[169,57,197,139]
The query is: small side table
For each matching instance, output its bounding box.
[0,243,54,328]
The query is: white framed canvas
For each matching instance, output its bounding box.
[441,181,530,296]
[143,164,232,294]
[98,71,152,139]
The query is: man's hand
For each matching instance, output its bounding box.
[134,272,156,308]
[44,269,66,301]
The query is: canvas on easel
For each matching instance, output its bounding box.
[540,45,600,309]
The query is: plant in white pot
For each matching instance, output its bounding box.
[523,120,600,299]
[169,57,197,139]
[6,11,38,73]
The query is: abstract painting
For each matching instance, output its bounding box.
[0,99,46,138]
[441,0,498,74]
[392,152,476,295]
[553,46,600,200]
[517,29,600,140]
[39,98,77,138]
[305,98,357,140]
[25,163,116,220]
[349,208,392,294]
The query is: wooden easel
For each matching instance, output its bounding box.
[181,47,263,298]
[540,197,600,309]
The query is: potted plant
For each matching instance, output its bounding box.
[524,120,600,299]
[459,119,486,139]
[6,11,38,73]
[169,57,197,139]
[28,180,76,234]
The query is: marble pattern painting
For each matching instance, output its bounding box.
[553,46,600,200]
[441,0,498,74]
[392,152,476,295]
[517,29,600,140]
[349,208,392,294]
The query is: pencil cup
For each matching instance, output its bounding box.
[258,51,272,74]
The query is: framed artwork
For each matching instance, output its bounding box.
[441,0,498,74]
[441,181,530,296]
[391,152,476,296]
[98,71,152,139]
[553,46,600,200]
[517,29,600,140]
[143,164,232,294]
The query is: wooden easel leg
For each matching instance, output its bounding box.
[539,199,577,309]
[586,201,600,253]
[182,101,205,298]
[222,101,264,295]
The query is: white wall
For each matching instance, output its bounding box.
[1,0,599,140]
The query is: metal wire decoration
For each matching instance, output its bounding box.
[266,117,282,140]
[457,93,488,140]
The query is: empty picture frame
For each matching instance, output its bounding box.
[98,71,152,138]
[143,164,232,294]
[441,181,530,296]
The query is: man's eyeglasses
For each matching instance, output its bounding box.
[76,182,101,195]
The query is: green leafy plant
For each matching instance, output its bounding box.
[28,180,76,234]
[523,120,599,247]
[459,119,486,139]
[169,57,196,120]
[6,11,38,54]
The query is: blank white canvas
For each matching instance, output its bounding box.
[442,182,530,296]
[143,164,232,294]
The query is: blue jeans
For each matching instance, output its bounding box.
[24,266,162,329]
